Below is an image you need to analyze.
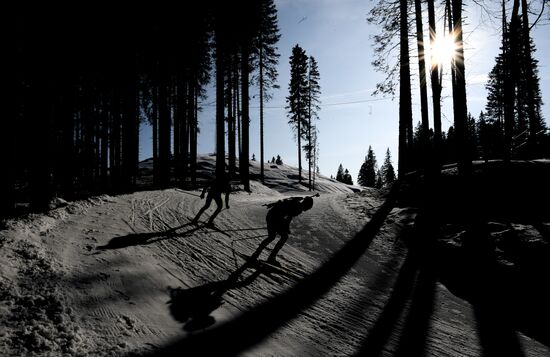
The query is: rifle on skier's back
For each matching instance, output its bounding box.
[262,193,320,209]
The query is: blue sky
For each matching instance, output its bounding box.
[139,0,550,181]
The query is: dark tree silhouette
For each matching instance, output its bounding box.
[336,164,345,183]
[311,128,320,190]
[381,148,396,186]
[399,0,413,176]
[427,0,443,168]
[6,7,214,217]
[486,10,546,160]
[214,5,230,180]
[448,0,471,176]
[286,44,309,183]
[305,56,321,191]
[254,0,281,183]
[375,169,384,189]
[414,0,431,170]
[358,146,377,188]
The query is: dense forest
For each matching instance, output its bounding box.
[2,2,285,217]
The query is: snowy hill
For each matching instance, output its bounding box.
[137,154,362,194]
[1,159,549,356]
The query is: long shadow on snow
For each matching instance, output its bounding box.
[436,224,537,356]
[96,223,203,250]
[403,164,549,354]
[357,240,437,356]
[168,228,306,333]
[144,181,402,356]
[168,269,264,332]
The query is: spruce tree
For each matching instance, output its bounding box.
[254,0,281,183]
[336,164,345,182]
[485,16,546,158]
[358,146,377,187]
[381,148,396,185]
[286,44,309,182]
[305,56,321,191]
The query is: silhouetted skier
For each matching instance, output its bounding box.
[192,174,231,226]
[248,194,317,265]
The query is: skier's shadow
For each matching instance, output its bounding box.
[96,223,200,250]
[168,234,282,332]
[168,267,263,332]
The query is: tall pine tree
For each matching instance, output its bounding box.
[305,56,321,191]
[254,0,281,183]
[485,16,546,159]
[286,44,309,183]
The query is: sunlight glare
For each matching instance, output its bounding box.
[432,32,457,67]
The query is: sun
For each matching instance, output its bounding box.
[431,32,458,67]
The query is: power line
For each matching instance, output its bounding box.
[200,97,390,109]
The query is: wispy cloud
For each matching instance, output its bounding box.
[467,73,488,86]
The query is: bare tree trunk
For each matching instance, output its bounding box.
[399,0,413,177]
[158,65,171,187]
[427,0,442,169]
[451,0,471,175]
[503,0,520,162]
[227,56,236,179]
[520,0,538,157]
[308,89,312,191]
[100,98,109,188]
[259,43,265,183]
[240,45,251,191]
[28,70,52,211]
[415,0,430,170]
[298,114,302,183]
[174,78,181,182]
[110,86,121,190]
[190,88,198,188]
[2,36,17,216]
[184,79,192,184]
[152,82,159,186]
[215,37,226,179]
[230,64,238,178]
[236,68,242,161]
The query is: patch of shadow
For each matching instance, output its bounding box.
[168,269,262,332]
[96,223,198,250]
[168,282,225,331]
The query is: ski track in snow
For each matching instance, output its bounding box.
[2,183,550,356]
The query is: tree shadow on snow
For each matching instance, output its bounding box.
[358,221,437,357]
[436,222,547,355]
[143,182,402,356]
[358,253,438,357]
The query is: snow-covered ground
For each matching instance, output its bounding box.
[1,158,549,356]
